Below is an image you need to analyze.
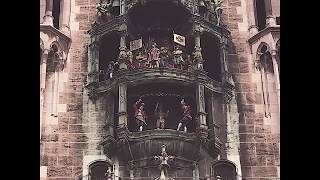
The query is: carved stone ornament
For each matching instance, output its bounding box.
[97,0,113,14]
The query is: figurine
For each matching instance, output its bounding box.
[177,98,192,132]
[126,50,135,70]
[133,98,147,131]
[154,102,169,129]
[99,70,106,81]
[106,61,118,79]
[173,45,184,69]
[149,43,160,68]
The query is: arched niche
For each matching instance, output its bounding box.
[98,31,121,76]
[257,43,273,73]
[125,82,196,132]
[212,160,237,180]
[201,32,221,81]
[89,160,113,180]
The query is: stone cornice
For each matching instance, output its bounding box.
[248,25,280,44]
[85,68,226,97]
[40,24,71,43]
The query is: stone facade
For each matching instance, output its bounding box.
[40,0,280,179]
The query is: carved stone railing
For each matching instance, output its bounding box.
[112,128,221,164]
[86,68,226,98]
[89,15,127,36]
[192,14,230,38]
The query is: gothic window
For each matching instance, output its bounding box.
[52,0,61,29]
[256,43,278,117]
[201,33,221,81]
[212,160,237,180]
[255,0,267,31]
[89,161,114,180]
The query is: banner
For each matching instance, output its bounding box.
[130,39,143,51]
[173,33,185,46]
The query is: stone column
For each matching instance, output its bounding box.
[192,163,199,180]
[220,37,231,83]
[43,0,53,26]
[40,48,49,139]
[265,0,276,27]
[271,50,280,110]
[60,0,71,35]
[196,83,207,129]
[118,26,128,70]
[88,41,99,83]
[193,27,203,70]
[247,0,258,36]
[118,83,127,127]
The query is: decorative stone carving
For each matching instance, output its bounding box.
[154,145,174,180]
[213,0,223,26]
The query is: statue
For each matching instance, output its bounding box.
[177,99,192,132]
[104,166,113,180]
[149,43,160,68]
[159,46,172,68]
[213,0,223,26]
[106,61,118,79]
[154,145,174,180]
[99,70,106,81]
[173,45,184,69]
[97,0,112,14]
[154,102,169,129]
[133,98,147,131]
[126,50,135,70]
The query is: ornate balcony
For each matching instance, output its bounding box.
[102,128,221,166]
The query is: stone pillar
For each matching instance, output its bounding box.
[193,27,203,70]
[264,0,276,27]
[118,83,127,127]
[247,0,258,36]
[88,41,99,83]
[271,50,280,110]
[43,0,53,26]
[192,163,199,180]
[196,83,207,129]
[60,0,71,35]
[118,26,128,70]
[40,48,49,139]
[220,37,231,83]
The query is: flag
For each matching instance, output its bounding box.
[173,33,185,46]
[130,38,143,51]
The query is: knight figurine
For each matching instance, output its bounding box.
[177,98,192,132]
[149,43,160,68]
[133,98,147,131]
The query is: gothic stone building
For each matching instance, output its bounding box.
[40,0,280,179]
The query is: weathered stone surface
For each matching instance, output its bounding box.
[251,166,278,177]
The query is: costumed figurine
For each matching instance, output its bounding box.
[177,98,192,132]
[149,43,160,68]
[173,45,184,69]
[126,50,135,70]
[99,70,106,81]
[106,61,118,79]
[133,98,147,131]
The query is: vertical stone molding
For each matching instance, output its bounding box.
[60,0,71,35]
[196,83,207,129]
[118,83,127,127]
[193,26,203,70]
[43,0,53,25]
